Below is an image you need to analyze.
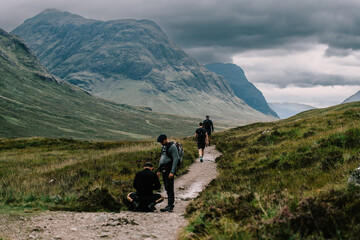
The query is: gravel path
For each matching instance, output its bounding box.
[0,146,221,240]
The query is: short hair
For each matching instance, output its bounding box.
[156,133,167,143]
[199,122,203,126]
[206,115,209,118]
[144,162,153,167]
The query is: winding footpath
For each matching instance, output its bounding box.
[0,146,221,240]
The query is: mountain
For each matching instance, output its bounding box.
[0,28,203,140]
[269,102,316,119]
[11,9,273,124]
[205,63,279,118]
[343,90,360,103]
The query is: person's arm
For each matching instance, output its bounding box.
[169,145,179,176]
[206,132,209,146]
[133,172,138,191]
[153,173,161,190]
[211,120,214,132]
[194,133,198,142]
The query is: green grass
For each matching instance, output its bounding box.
[182,101,360,239]
[0,137,198,212]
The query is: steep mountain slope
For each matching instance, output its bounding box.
[11,9,273,123]
[205,62,278,118]
[269,102,316,119]
[343,90,360,103]
[0,28,202,140]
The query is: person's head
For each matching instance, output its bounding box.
[206,115,209,119]
[156,133,168,145]
[199,122,203,127]
[144,162,154,171]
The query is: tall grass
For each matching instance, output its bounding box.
[182,102,360,239]
[0,137,198,212]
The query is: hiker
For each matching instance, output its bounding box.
[195,122,209,162]
[156,133,179,212]
[127,162,164,212]
[203,116,214,146]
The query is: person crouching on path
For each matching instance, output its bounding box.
[156,134,179,212]
[127,162,164,212]
[203,116,214,146]
[195,122,209,162]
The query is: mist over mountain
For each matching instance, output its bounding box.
[205,63,278,118]
[11,9,274,123]
[0,28,203,140]
[269,102,316,119]
[343,90,360,103]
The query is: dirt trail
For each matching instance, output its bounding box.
[0,146,221,240]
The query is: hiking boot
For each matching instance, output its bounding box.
[200,157,203,162]
[132,201,139,211]
[160,205,174,212]
[147,202,156,212]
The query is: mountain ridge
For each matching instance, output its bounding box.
[0,28,207,140]
[11,9,274,124]
[269,102,316,119]
[205,62,278,118]
[343,90,360,103]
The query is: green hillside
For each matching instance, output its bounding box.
[0,28,203,140]
[0,137,198,212]
[182,102,360,239]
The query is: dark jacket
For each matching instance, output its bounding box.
[203,119,214,131]
[133,168,161,197]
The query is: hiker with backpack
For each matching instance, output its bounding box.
[156,133,183,212]
[195,122,209,162]
[203,116,214,146]
[127,162,164,212]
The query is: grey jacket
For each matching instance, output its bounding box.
[159,143,179,174]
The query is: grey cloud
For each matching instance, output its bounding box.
[325,47,353,57]
[2,0,360,65]
[252,70,360,88]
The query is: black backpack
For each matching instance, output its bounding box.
[197,128,207,141]
[203,120,211,129]
[165,141,184,168]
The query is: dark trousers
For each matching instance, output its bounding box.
[162,171,175,206]
[128,192,162,211]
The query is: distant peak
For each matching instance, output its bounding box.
[38,8,84,19]
[42,8,62,13]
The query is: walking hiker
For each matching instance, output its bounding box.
[127,162,164,212]
[195,122,209,162]
[203,116,214,146]
[156,134,179,212]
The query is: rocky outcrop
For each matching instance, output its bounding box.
[348,167,360,186]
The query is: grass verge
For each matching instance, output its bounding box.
[181,101,360,239]
[0,136,198,212]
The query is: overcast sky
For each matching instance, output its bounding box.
[1,0,360,107]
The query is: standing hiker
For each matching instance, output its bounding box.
[127,162,164,212]
[203,116,214,146]
[194,122,209,162]
[156,133,179,212]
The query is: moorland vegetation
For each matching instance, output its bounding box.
[182,102,360,239]
[0,137,198,213]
